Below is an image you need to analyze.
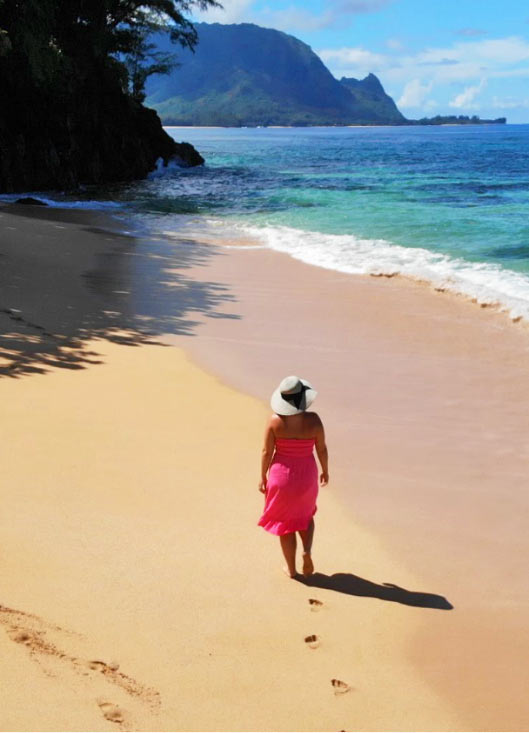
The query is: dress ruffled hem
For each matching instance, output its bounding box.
[258,507,317,536]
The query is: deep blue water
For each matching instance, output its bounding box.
[159,125,529,270]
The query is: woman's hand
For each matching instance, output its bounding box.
[320,471,329,486]
[258,479,267,493]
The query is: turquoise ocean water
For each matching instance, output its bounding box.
[4,124,529,319]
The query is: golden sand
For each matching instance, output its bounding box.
[0,339,460,731]
[2,205,528,731]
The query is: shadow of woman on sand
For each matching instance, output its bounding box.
[297,572,453,610]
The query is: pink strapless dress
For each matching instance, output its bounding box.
[258,438,318,536]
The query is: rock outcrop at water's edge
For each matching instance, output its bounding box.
[0,93,203,194]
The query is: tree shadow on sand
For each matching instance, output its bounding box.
[0,205,240,378]
[297,572,453,610]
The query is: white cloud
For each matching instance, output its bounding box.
[335,0,394,11]
[449,79,486,109]
[417,36,529,68]
[319,46,389,76]
[196,0,395,31]
[319,35,529,89]
[194,0,255,24]
[391,37,526,88]
[258,6,335,32]
[491,96,529,109]
[397,79,433,108]
[492,67,529,78]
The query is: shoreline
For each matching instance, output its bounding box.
[210,222,529,325]
[161,235,529,731]
[212,231,529,329]
[1,204,528,730]
[162,122,510,128]
[4,199,529,325]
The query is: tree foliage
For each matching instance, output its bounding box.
[0,1,217,191]
[0,0,219,97]
[122,11,179,102]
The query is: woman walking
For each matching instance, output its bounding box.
[258,376,329,578]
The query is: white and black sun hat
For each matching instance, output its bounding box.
[270,375,317,416]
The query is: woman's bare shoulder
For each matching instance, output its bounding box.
[268,413,283,430]
[305,411,323,426]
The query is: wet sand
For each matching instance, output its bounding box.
[1,204,528,730]
[165,241,529,731]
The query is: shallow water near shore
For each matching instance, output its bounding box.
[5,124,529,320]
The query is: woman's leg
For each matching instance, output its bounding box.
[298,519,314,554]
[298,519,315,576]
[279,532,297,577]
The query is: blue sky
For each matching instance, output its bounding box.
[193,0,529,122]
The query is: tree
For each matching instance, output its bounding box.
[51,1,220,75]
[0,0,8,56]
[0,0,219,191]
[122,11,179,102]
[0,1,220,91]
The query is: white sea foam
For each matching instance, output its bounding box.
[226,223,529,322]
[0,194,122,210]
[147,157,190,178]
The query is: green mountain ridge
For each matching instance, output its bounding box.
[339,73,404,124]
[145,22,405,126]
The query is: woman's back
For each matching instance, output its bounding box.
[271,411,322,440]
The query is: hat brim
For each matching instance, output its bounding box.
[270,379,317,416]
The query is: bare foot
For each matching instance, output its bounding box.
[302,552,314,577]
[282,566,297,578]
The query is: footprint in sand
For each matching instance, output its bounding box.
[304,634,321,649]
[10,630,32,644]
[7,623,64,658]
[308,598,323,611]
[97,700,128,726]
[331,679,351,694]
[85,658,159,708]
[1,603,160,723]
[89,660,120,672]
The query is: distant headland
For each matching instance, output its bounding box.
[145,23,507,128]
[406,115,506,126]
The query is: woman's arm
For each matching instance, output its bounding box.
[259,418,276,493]
[314,418,329,486]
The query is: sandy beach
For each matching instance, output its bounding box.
[1,203,528,732]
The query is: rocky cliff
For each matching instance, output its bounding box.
[145,23,405,126]
[339,73,404,123]
[0,86,203,193]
